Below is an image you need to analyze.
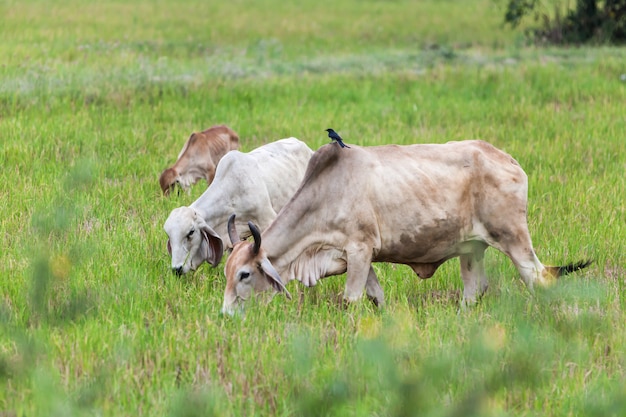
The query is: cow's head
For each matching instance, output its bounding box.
[163,207,224,274]
[222,214,291,316]
[159,168,181,196]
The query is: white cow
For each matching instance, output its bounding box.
[164,138,313,275]
[222,140,591,314]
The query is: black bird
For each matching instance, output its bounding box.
[325,128,350,148]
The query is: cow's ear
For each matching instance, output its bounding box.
[260,258,292,300]
[199,224,224,267]
[167,239,172,255]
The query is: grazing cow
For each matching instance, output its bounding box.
[222,140,591,315]
[164,138,314,275]
[159,125,240,195]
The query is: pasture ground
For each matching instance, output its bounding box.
[1,1,625,415]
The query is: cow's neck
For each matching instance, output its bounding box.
[256,147,345,284]
[261,203,307,277]
[191,190,232,240]
[261,201,342,285]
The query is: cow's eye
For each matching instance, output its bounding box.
[187,229,195,238]
[239,271,250,280]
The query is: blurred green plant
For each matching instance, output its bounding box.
[503,0,626,44]
[28,158,97,325]
[1,159,99,414]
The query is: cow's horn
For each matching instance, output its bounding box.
[249,221,261,254]
[227,214,240,245]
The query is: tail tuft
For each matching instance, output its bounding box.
[555,259,593,277]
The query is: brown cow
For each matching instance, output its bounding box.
[159,125,239,195]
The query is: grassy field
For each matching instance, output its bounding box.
[1,0,625,415]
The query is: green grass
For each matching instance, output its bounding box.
[1,0,625,415]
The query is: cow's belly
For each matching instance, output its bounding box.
[374,241,462,264]
[373,216,476,264]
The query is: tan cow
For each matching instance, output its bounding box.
[222,140,591,315]
[159,125,239,195]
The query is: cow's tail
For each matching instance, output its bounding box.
[545,260,593,278]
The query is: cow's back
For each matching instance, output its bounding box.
[247,138,314,211]
[194,125,239,166]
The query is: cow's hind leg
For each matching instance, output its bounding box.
[510,247,548,290]
[460,242,489,308]
[365,266,385,307]
[487,224,550,290]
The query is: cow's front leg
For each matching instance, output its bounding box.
[365,266,385,307]
[343,244,372,303]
